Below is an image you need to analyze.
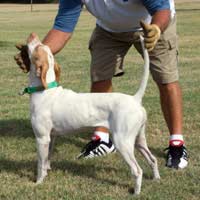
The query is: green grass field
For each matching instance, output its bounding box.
[0,2,200,200]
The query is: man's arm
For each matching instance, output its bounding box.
[141,0,171,51]
[43,0,82,54]
[142,0,171,31]
[42,29,72,54]
[151,10,170,32]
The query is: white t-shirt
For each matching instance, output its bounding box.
[83,0,175,32]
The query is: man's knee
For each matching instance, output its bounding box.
[156,81,181,97]
[91,80,113,93]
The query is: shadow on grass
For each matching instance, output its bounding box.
[0,119,164,190]
[0,153,161,188]
[150,147,166,159]
[0,119,33,138]
[0,159,36,181]
[0,157,132,188]
[0,119,91,142]
[0,41,16,48]
[53,159,131,188]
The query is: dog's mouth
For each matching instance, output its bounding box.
[27,32,40,44]
[27,33,42,57]
[28,40,42,58]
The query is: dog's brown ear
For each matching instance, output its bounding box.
[32,46,49,89]
[54,61,61,82]
[40,61,49,89]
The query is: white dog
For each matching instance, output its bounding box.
[19,33,160,195]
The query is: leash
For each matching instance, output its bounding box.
[19,81,59,95]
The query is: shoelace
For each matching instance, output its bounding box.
[165,145,188,160]
[81,139,101,154]
[182,147,188,160]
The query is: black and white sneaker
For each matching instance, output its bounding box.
[77,139,116,159]
[165,145,188,169]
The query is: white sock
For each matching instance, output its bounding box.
[169,134,184,146]
[92,131,109,143]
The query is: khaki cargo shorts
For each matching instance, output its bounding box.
[89,17,179,84]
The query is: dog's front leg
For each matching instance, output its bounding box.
[36,140,50,184]
[47,135,56,170]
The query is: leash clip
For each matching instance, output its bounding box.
[18,88,25,96]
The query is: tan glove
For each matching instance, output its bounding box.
[140,20,161,52]
[14,44,31,73]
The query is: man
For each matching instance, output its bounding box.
[16,0,188,169]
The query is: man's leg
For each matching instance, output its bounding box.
[142,14,189,169]
[157,81,182,135]
[91,80,113,93]
[157,81,188,169]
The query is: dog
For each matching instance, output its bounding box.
[17,32,160,195]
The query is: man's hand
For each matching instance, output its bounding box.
[14,44,30,73]
[140,20,161,52]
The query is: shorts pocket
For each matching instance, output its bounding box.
[167,35,178,50]
[167,35,179,62]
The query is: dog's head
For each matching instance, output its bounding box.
[20,33,60,88]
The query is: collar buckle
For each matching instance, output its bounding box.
[18,88,26,96]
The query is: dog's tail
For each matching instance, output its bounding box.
[134,35,150,103]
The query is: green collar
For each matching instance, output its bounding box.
[19,81,59,95]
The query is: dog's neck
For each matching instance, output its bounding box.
[28,64,56,87]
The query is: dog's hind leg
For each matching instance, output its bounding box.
[113,134,143,195]
[136,124,160,180]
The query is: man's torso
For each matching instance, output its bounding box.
[82,0,175,32]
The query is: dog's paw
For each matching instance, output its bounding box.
[36,174,47,185]
[36,179,44,185]
[153,173,161,180]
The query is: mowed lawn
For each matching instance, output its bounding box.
[0,2,200,200]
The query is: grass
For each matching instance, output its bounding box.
[0,2,200,200]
